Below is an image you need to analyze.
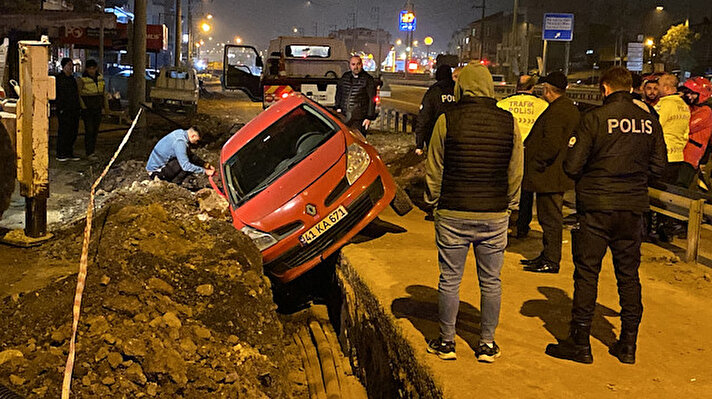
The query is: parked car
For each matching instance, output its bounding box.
[105,69,156,101]
[210,93,409,282]
[151,66,200,115]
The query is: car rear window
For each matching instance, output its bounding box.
[224,105,338,205]
[285,45,331,58]
[168,70,189,79]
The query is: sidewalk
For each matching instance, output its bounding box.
[342,206,712,398]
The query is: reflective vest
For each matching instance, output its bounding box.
[79,74,105,97]
[654,95,691,162]
[497,93,548,142]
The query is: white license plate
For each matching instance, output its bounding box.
[299,206,348,245]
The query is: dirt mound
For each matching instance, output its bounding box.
[0,182,306,398]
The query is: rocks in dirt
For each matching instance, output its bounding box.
[193,325,212,340]
[107,352,123,369]
[125,363,147,386]
[196,188,230,219]
[103,295,142,316]
[147,277,174,295]
[0,350,23,366]
[162,312,182,329]
[50,325,71,345]
[100,275,111,286]
[143,347,187,386]
[704,273,711,282]
[10,374,26,386]
[196,284,214,296]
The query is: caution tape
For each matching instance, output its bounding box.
[61,109,143,399]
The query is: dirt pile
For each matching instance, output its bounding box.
[0,181,306,398]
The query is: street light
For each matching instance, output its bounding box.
[235,36,242,44]
[655,6,664,11]
[645,38,654,47]
[423,36,433,46]
[206,14,213,19]
[201,22,211,33]
[396,39,402,46]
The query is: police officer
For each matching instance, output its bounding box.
[497,75,549,238]
[414,64,456,155]
[545,67,667,364]
[77,59,107,158]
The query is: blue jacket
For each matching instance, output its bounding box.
[146,129,205,174]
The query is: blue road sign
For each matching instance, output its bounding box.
[543,13,574,41]
[399,10,416,32]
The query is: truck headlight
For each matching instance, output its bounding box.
[240,226,278,251]
[346,143,370,185]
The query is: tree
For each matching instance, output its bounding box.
[660,23,701,71]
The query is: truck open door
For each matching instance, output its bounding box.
[223,44,263,101]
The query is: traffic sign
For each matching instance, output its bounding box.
[543,13,574,41]
[399,10,416,32]
[627,42,644,72]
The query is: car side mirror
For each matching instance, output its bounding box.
[256,56,264,68]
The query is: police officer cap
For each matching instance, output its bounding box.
[539,71,568,91]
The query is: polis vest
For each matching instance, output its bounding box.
[496,93,548,142]
[439,96,514,212]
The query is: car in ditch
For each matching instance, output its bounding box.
[210,93,409,283]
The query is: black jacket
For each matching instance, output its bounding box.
[415,78,455,149]
[55,72,80,113]
[564,91,667,212]
[335,71,376,121]
[439,96,515,212]
[523,96,581,193]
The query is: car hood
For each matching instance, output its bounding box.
[233,130,346,227]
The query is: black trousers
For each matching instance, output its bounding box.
[149,158,192,184]
[516,190,534,235]
[82,108,102,156]
[536,192,564,264]
[571,211,644,330]
[57,109,80,157]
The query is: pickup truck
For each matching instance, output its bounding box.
[223,36,369,109]
[151,66,200,115]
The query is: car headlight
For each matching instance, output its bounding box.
[240,226,278,251]
[346,143,371,185]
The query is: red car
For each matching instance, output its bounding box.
[211,93,405,282]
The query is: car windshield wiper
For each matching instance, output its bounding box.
[237,156,308,205]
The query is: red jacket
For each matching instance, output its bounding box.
[683,105,712,169]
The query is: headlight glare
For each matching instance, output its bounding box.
[240,226,278,251]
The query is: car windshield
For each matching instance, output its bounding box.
[285,45,331,58]
[224,105,338,205]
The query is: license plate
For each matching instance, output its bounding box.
[299,206,348,245]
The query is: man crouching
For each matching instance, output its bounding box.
[146,126,215,184]
[425,63,523,362]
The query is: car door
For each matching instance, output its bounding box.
[223,44,263,101]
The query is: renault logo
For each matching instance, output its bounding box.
[305,204,317,216]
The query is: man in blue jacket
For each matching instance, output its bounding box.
[146,126,215,184]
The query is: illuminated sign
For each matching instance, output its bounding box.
[399,10,416,32]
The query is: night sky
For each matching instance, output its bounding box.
[202,0,510,54]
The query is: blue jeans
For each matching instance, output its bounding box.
[435,214,509,344]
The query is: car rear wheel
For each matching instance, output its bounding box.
[390,183,413,216]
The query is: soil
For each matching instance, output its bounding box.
[0,182,307,398]
[0,93,307,398]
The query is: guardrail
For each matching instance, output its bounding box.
[649,185,712,263]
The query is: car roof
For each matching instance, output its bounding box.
[221,94,312,161]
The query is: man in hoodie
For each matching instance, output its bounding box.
[55,58,81,161]
[414,65,456,155]
[520,71,581,274]
[425,64,523,363]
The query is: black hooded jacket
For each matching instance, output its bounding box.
[415,65,456,149]
[564,91,668,212]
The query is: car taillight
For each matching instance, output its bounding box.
[374,96,380,104]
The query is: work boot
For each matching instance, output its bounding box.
[545,324,593,364]
[609,328,638,364]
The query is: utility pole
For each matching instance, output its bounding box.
[372,6,381,77]
[475,0,485,60]
[175,0,181,66]
[130,0,147,119]
[187,0,193,64]
[509,0,519,79]
[98,0,105,73]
